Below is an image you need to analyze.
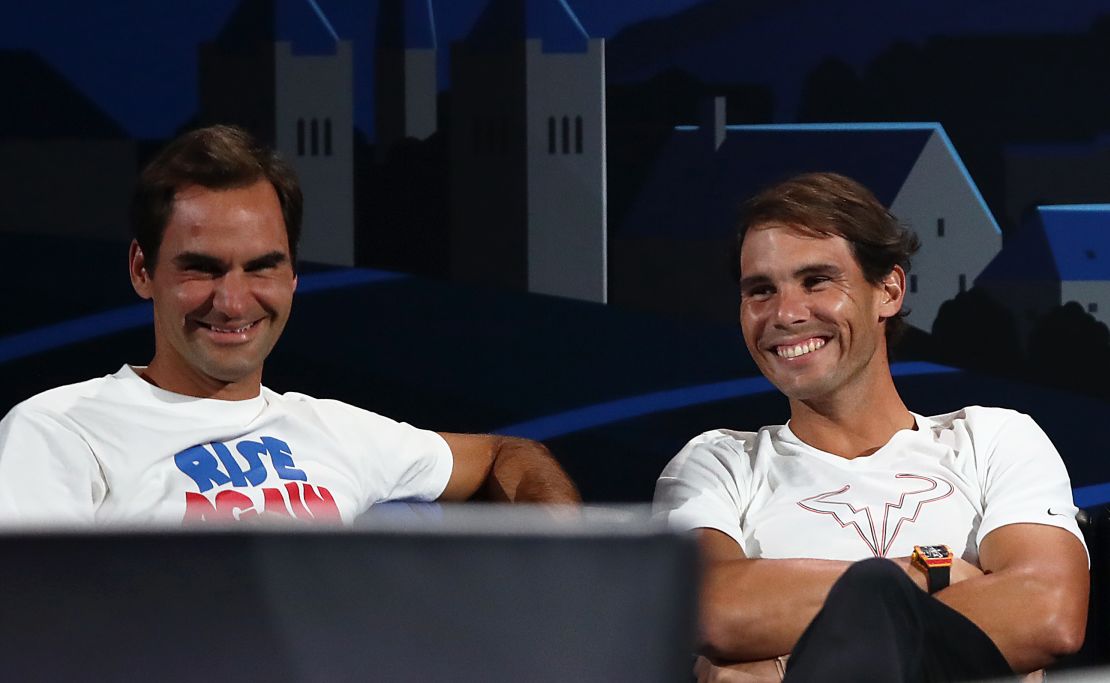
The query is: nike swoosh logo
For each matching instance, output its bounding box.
[1047,507,1075,517]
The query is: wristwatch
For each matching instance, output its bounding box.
[911,544,953,594]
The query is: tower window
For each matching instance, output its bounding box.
[297,119,305,156]
[562,116,570,155]
[910,274,918,293]
[1090,302,1099,313]
[958,274,966,292]
[937,218,945,237]
[311,119,319,156]
[575,116,583,154]
[324,119,333,156]
[548,117,556,154]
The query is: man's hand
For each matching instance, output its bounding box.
[437,433,580,503]
[694,655,783,683]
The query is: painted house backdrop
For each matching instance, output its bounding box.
[4,0,1110,505]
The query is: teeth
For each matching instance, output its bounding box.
[777,338,826,359]
[210,322,254,334]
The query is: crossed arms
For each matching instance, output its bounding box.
[697,522,1088,674]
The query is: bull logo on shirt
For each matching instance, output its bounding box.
[797,474,954,557]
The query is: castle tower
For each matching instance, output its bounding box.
[198,0,355,266]
[450,0,606,303]
[375,0,438,159]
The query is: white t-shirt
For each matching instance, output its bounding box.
[0,365,453,526]
[654,407,1085,564]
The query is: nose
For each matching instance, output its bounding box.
[772,285,810,327]
[212,270,250,319]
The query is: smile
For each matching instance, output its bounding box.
[776,337,827,359]
[196,320,261,334]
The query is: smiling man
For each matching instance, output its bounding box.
[0,125,579,524]
[654,173,1088,682]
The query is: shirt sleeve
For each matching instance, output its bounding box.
[380,422,453,502]
[653,431,751,553]
[328,400,453,505]
[0,404,105,525]
[976,410,1087,560]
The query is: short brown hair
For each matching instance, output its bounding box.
[130,125,303,271]
[737,172,920,341]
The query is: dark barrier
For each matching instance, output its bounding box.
[0,508,697,682]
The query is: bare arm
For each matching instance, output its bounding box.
[436,433,580,503]
[933,523,1088,672]
[698,529,983,662]
[697,529,853,661]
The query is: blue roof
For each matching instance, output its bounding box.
[1041,205,1110,281]
[377,0,437,50]
[464,0,590,54]
[214,0,339,54]
[617,123,935,239]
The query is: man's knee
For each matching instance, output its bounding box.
[827,557,919,607]
[844,556,906,581]
[787,558,925,681]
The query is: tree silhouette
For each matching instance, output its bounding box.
[799,57,869,122]
[931,287,1023,376]
[1027,301,1110,396]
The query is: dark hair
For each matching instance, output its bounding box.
[130,124,303,271]
[737,172,921,342]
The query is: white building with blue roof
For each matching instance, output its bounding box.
[450,0,606,303]
[612,110,1001,331]
[199,0,354,265]
[978,205,1110,334]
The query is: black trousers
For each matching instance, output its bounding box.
[783,558,1015,683]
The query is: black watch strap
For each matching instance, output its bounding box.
[923,562,950,594]
[911,544,953,594]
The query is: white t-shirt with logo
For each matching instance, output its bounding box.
[0,365,453,526]
[654,407,1085,564]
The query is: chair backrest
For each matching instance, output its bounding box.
[1053,506,1110,670]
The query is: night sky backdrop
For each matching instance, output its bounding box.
[6,0,1109,138]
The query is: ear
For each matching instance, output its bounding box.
[129,240,153,300]
[877,265,906,320]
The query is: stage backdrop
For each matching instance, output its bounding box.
[3,0,1110,503]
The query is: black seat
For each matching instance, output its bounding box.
[1051,506,1110,670]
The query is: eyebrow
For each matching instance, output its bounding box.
[244,251,289,270]
[172,252,226,271]
[739,263,842,291]
[794,263,841,278]
[738,274,771,291]
[171,251,288,271]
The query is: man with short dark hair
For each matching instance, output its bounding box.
[0,125,579,523]
[654,172,1088,681]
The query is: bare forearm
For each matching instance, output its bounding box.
[485,437,580,503]
[935,569,1087,672]
[701,557,852,660]
[925,526,1090,673]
